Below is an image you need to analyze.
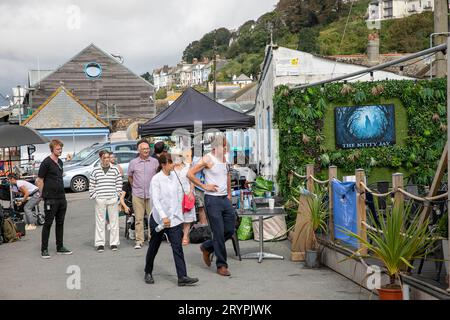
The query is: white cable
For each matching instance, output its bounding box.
[331,0,355,77]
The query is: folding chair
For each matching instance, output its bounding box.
[417,190,447,281]
[376,181,389,211]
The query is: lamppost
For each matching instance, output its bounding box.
[13,85,25,125]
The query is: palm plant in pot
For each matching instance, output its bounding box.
[342,201,436,300]
[301,187,328,268]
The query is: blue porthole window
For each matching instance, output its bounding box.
[84,62,102,79]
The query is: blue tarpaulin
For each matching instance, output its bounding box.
[332,179,358,248]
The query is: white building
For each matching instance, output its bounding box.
[255,45,414,183]
[153,69,161,90]
[368,0,434,21]
[152,57,225,90]
[202,61,213,83]
[232,74,253,87]
[192,61,206,85]
[152,65,170,91]
[180,64,194,87]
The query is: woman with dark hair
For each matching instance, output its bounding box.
[144,153,199,286]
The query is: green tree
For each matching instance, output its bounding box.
[183,28,231,62]
[140,72,153,83]
[155,88,167,100]
[276,0,350,31]
[382,12,433,53]
[298,28,319,53]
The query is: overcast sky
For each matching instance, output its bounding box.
[0,0,277,104]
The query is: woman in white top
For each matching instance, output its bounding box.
[144,153,199,286]
[188,135,234,277]
[173,149,196,246]
[7,173,41,230]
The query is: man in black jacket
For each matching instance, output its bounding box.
[36,139,72,259]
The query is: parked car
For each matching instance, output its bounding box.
[63,151,138,192]
[65,140,139,168]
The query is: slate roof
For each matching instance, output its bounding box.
[224,82,257,102]
[22,86,108,129]
[235,74,252,82]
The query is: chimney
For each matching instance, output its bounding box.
[367,32,380,65]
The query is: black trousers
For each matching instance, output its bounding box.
[202,195,235,268]
[41,198,67,251]
[144,215,187,279]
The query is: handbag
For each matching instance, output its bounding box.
[174,170,195,213]
[189,224,212,243]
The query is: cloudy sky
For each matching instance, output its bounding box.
[0,0,277,104]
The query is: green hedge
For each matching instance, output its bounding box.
[274,79,447,214]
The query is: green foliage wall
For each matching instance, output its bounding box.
[273,79,447,201]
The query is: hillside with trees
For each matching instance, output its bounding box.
[181,0,434,81]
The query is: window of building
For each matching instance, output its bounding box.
[258,112,262,162]
[84,62,102,79]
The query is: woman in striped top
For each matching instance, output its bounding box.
[89,150,123,252]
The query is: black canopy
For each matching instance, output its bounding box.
[138,87,255,137]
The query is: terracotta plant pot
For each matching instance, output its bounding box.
[378,286,403,300]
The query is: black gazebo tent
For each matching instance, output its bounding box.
[138,87,255,137]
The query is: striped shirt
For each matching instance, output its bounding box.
[89,166,123,200]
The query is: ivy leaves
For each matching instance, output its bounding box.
[353,90,367,104]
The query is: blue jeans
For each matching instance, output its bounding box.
[202,195,235,268]
[23,193,41,225]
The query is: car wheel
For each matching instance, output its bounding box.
[71,176,88,192]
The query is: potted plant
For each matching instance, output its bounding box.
[342,202,435,300]
[252,176,274,198]
[301,187,328,268]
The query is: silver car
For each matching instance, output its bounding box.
[63,151,138,192]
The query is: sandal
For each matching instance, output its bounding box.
[182,238,190,246]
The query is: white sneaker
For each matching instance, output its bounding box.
[128,229,135,240]
[134,243,142,249]
[25,224,37,231]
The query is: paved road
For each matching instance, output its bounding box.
[0,192,369,300]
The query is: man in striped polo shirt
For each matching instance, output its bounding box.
[89,150,123,252]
